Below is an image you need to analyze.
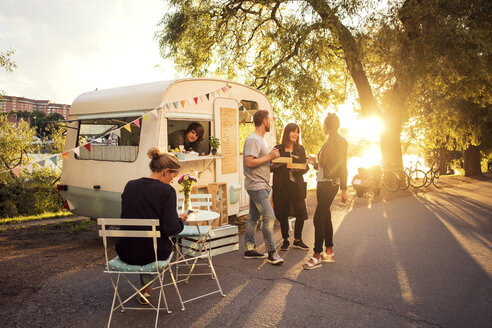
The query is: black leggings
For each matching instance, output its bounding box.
[313,181,339,253]
[277,181,307,240]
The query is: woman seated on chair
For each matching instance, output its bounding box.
[115,147,188,303]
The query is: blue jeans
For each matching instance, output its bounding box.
[245,189,276,253]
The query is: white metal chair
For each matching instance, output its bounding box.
[176,193,213,211]
[98,218,184,328]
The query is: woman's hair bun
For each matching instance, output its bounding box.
[147,147,161,160]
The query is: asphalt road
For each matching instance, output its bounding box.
[12,180,492,328]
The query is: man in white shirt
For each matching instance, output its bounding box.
[243,110,284,265]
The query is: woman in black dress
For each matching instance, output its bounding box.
[116,147,188,303]
[271,123,310,251]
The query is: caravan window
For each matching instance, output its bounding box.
[75,116,141,162]
[239,100,258,154]
[167,120,211,155]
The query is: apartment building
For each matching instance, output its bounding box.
[0,95,70,119]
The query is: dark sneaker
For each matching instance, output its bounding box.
[244,249,267,259]
[267,251,284,265]
[293,240,310,250]
[280,239,290,251]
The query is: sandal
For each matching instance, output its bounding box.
[302,257,322,270]
[320,251,335,263]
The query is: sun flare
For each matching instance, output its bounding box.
[347,117,384,142]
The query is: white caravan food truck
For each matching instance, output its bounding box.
[57,78,276,219]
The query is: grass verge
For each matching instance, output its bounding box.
[0,210,75,225]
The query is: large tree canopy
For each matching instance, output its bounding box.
[156,0,383,154]
[156,0,491,172]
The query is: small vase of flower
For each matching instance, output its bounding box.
[178,174,198,213]
[209,136,220,155]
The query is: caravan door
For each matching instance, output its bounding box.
[213,98,240,215]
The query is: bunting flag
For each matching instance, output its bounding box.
[123,124,132,132]
[12,167,20,177]
[50,156,58,166]
[66,199,75,210]
[5,83,233,177]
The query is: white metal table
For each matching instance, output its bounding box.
[170,209,225,310]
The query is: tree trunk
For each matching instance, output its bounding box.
[380,111,404,170]
[308,0,379,117]
[438,147,447,175]
[463,145,482,176]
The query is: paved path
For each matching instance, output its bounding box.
[12,181,492,327]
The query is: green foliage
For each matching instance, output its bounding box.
[0,114,65,218]
[209,135,220,149]
[0,48,16,72]
[156,0,354,153]
[0,114,37,171]
[0,167,63,218]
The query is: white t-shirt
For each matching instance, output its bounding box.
[243,132,271,191]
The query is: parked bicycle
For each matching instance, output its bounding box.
[424,160,440,187]
[405,160,427,188]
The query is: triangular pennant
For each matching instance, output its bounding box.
[73,147,80,156]
[200,95,206,103]
[206,93,210,100]
[62,152,69,159]
[66,199,75,210]
[150,109,159,117]
[221,86,228,92]
[83,143,91,152]
[50,156,58,166]
[133,119,140,128]
[216,89,221,96]
[39,160,46,167]
[123,124,132,132]
[143,114,149,122]
[211,91,216,97]
[194,97,198,105]
[113,129,121,138]
[25,163,33,173]
[173,102,179,109]
[12,167,20,177]
[180,100,185,108]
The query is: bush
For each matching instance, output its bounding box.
[0,167,63,218]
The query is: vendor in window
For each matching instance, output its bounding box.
[168,122,207,155]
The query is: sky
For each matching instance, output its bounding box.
[0,0,176,104]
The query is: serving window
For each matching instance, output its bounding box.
[75,116,141,162]
[167,119,211,155]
